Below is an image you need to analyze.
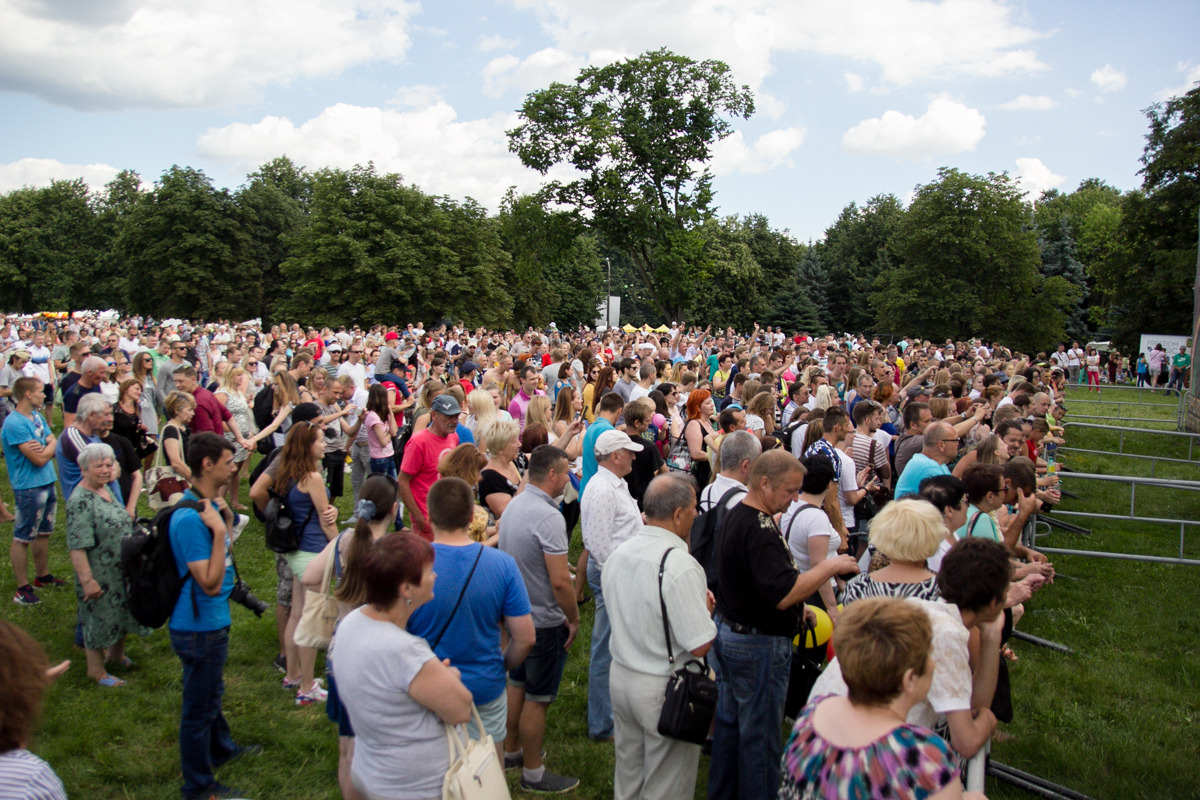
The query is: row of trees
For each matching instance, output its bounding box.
[1,49,1196,354]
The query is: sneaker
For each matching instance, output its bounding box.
[282,676,302,691]
[520,769,579,794]
[273,653,287,673]
[230,514,249,544]
[197,782,242,800]
[215,744,263,769]
[13,585,40,606]
[296,680,328,705]
[504,748,546,771]
[33,573,67,588]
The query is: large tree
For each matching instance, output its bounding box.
[508,48,754,321]
[114,166,259,320]
[278,165,511,329]
[1101,85,1199,349]
[821,194,905,334]
[238,156,312,323]
[1037,218,1090,341]
[874,168,1077,352]
[498,191,604,329]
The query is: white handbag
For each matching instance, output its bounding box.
[442,705,510,800]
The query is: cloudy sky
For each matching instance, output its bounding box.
[2,0,1197,242]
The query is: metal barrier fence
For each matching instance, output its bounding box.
[1034,471,1200,565]
[1058,422,1200,474]
[1061,383,1187,430]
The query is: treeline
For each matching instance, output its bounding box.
[1,85,1196,354]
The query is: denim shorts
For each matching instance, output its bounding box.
[276,554,294,606]
[508,624,570,703]
[325,668,355,737]
[13,483,57,544]
[369,457,397,478]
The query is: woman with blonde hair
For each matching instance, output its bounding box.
[215,366,259,510]
[952,434,1008,479]
[410,379,446,434]
[525,395,552,434]
[478,419,522,519]
[814,384,840,412]
[465,388,498,436]
[842,498,945,606]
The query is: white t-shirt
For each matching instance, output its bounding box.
[836,448,859,528]
[1067,348,1084,367]
[337,360,368,390]
[781,501,838,574]
[699,473,746,513]
[333,609,447,800]
[811,598,973,732]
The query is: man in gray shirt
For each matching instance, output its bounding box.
[497,444,581,794]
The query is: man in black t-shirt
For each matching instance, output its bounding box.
[621,399,665,508]
[707,450,858,800]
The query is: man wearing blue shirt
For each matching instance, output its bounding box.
[893,422,959,498]
[168,432,258,799]
[1,377,59,605]
[578,392,624,500]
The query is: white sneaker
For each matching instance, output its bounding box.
[231,513,249,544]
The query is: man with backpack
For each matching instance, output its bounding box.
[167,432,261,800]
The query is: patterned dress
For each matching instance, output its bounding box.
[66,488,152,649]
[222,389,256,463]
[779,696,959,800]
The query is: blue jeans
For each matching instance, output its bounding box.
[587,559,613,739]
[707,620,793,800]
[170,627,238,799]
[1166,368,1187,396]
[12,482,56,544]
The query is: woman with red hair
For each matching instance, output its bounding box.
[670,388,717,486]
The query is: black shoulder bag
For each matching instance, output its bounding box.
[429,544,485,650]
[655,548,719,744]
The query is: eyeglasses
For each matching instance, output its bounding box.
[247,362,258,368]
[350,350,363,354]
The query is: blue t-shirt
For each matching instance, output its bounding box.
[455,423,475,445]
[579,417,614,500]
[408,543,531,705]
[1,410,57,490]
[287,483,329,553]
[894,453,951,498]
[169,490,235,631]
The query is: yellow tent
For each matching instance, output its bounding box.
[654,325,671,333]
[622,324,637,332]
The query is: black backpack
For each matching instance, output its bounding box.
[248,445,283,521]
[252,386,276,454]
[122,500,204,629]
[689,485,747,592]
[779,416,807,455]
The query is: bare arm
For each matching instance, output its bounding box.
[685,419,708,462]
[503,613,536,670]
[18,433,58,467]
[407,658,473,725]
[807,535,839,625]
[545,552,580,649]
[775,555,858,610]
[397,471,425,531]
[163,430,192,481]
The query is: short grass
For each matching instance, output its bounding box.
[2,398,1199,799]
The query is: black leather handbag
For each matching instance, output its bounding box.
[654,549,719,744]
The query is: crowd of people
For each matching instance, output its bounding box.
[0,312,1128,799]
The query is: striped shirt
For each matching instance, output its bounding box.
[0,749,67,800]
[841,573,941,607]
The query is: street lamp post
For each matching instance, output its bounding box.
[606,257,612,329]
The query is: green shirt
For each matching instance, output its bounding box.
[1172,353,1191,370]
[955,504,1002,543]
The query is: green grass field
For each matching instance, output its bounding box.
[2,390,1199,799]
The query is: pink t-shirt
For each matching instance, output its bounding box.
[364,411,393,459]
[400,428,459,540]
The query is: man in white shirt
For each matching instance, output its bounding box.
[604,475,717,800]
[1066,342,1085,383]
[628,362,656,402]
[335,342,368,391]
[699,430,759,512]
[580,430,644,741]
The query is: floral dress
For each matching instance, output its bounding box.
[66,488,151,649]
[779,696,959,800]
[222,389,256,463]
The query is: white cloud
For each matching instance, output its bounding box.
[196,100,556,210]
[845,72,864,93]
[478,34,519,52]
[0,157,123,194]
[1156,62,1200,101]
[1011,157,1064,198]
[1090,64,1127,93]
[841,97,986,160]
[711,127,806,174]
[1064,87,1085,98]
[493,0,1046,98]
[997,94,1057,111]
[0,1,419,109]
[482,47,588,97]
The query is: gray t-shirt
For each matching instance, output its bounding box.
[0,365,23,413]
[333,608,447,799]
[498,484,568,628]
[894,434,924,481]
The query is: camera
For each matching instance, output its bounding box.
[230,579,269,617]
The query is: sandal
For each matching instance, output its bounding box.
[97,675,127,688]
[107,656,136,669]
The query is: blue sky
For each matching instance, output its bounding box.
[1,0,1198,243]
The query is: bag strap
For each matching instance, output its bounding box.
[430,544,484,650]
[657,548,676,667]
[711,484,746,513]
[966,510,985,538]
[319,532,341,591]
[783,502,822,542]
